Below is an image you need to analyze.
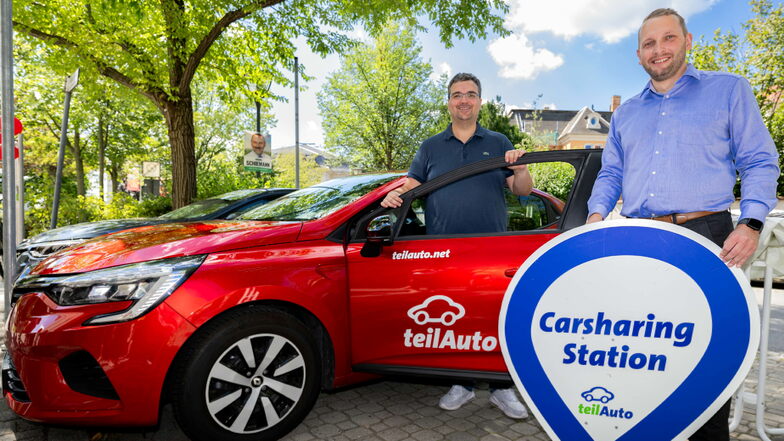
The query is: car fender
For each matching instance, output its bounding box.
[164,240,354,384]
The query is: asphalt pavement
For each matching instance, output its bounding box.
[0,282,783,441]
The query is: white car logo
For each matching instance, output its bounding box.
[407,295,466,326]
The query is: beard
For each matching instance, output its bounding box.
[642,44,688,82]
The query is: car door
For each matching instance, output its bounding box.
[345,151,601,379]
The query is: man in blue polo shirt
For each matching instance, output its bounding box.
[381,72,533,418]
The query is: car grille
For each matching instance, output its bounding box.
[2,351,30,402]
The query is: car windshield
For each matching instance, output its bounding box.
[239,173,401,221]
[158,189,265,220]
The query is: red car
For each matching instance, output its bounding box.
[3,150,601,441]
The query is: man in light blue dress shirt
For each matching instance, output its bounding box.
[587,8,779,441]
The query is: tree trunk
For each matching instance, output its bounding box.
[70,129,87,197]
[97,116,106,201]
[163,92,197,208]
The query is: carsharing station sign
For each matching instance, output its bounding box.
[500,220,759,441]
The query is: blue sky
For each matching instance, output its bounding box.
[268,0,764,148]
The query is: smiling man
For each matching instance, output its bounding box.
[381,72,533,418]
[587,8,779,441]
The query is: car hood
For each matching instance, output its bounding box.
[31,220,302,275]
[19,218,164,247]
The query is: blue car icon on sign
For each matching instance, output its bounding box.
[581,386,615,403]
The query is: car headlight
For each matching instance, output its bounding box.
[15,255,205,325]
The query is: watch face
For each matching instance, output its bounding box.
[741,218,763,231]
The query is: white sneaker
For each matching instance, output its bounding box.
[439,385,475,410]
[490,388,528,419]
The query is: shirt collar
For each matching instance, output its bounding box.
[641,63,701,97]
[444,123,486,141]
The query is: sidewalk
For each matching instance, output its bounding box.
[0,283,782,440]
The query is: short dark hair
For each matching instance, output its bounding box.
[639,8,688,43]
[447,73,481,98]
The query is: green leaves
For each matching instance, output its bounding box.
[318,21,443,171]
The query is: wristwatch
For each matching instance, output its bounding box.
[738,217,763,232]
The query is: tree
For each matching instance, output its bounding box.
[318,22,444,171]
[478,96,531,148]
[690,0,784,193]
[14,0,508,207]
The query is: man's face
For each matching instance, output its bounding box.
[447,80,481,124]
[251,135,266,155]
[637,15,692,83]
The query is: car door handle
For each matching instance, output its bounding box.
[504,268,518,277]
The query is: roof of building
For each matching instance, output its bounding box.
[558,106,611,141]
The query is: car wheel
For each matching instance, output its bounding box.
[172,307,321,441]
[441,312,456,326]
[414,311,428,325]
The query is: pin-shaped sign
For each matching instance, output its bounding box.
[500,220,759,441]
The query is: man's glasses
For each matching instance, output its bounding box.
[449,92,480,100]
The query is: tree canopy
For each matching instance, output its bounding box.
[14,0,509,206]
[318,21,445,171]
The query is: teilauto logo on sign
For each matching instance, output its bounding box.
[500,220,759,441]
[403,295,498,352]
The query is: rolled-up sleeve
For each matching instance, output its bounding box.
[730,77,780,221]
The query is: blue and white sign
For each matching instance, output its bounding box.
[500,220,759,441]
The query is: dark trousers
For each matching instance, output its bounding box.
[679,211,733,441]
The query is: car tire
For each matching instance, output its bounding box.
[172,306,321,441]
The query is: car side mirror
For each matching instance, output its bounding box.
[361,214,393,257]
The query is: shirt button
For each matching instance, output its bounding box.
[650,193,655,197]
[658,131,663,135]
[655,151,660,154]
[665,95,670,98]
[661,112,666,116]
[651,171,656,175]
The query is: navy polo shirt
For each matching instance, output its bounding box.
[408,124,514,235]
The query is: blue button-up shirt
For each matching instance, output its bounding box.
[588,64,779,221]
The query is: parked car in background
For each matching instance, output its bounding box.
[7,188,292,280]
[3,150,599,441]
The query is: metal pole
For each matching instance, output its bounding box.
[2,0,17,312]
[255,100,261,180]
[50,69,79,229]
[294,56,300,189]
[15,132,24,243]
[50,89,73,229]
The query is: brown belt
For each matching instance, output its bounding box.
[646,211,723,225]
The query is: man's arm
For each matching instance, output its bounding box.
[719,77,780,267]
[505,149,533,196]
[381,177,422,208]
[586,120,625,223]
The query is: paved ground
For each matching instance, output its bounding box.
[0,283,782,441]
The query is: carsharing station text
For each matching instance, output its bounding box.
[538,311,696,372]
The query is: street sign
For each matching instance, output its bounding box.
[500,220,759,441]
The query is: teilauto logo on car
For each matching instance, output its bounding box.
[403,295,498,351]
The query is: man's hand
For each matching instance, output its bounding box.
[586,213,603,224]
[380,177,421,208]
[720,224,760,267]
[505,149,527,171]
[381,189,404,208]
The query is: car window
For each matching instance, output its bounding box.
[240,173,401,221]
[159,198,234,220]
[397,161,574,237]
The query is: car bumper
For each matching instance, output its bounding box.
[3,293,195,426]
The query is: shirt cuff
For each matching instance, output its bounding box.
[587,204,610,220]
[739,202,771,224]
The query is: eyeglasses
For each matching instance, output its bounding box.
[449,92,480,100]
